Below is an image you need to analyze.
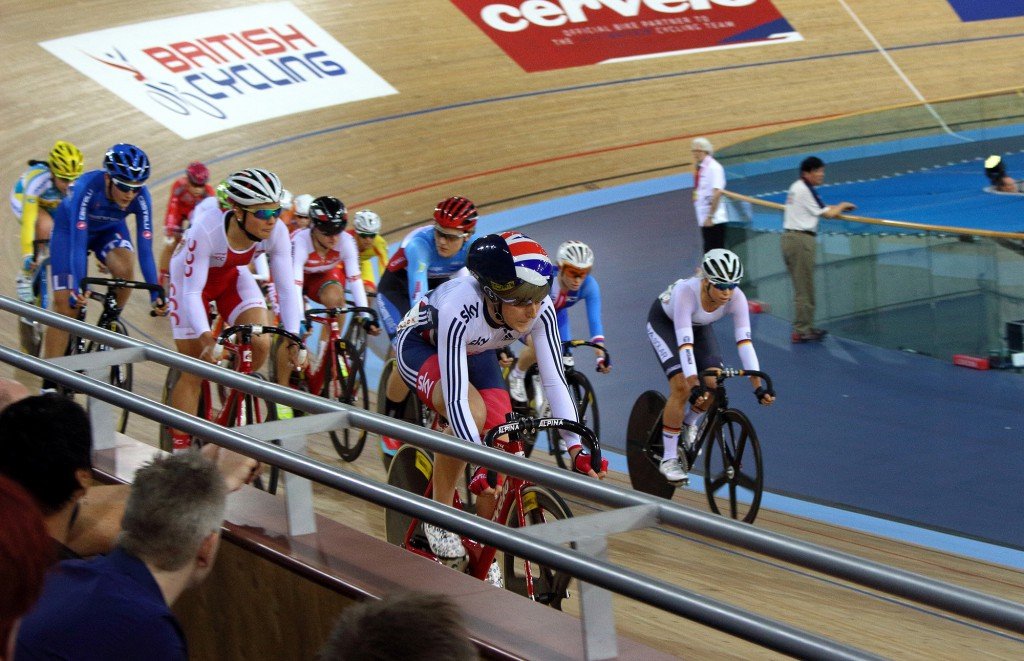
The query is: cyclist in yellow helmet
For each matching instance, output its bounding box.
[9,141,84,301]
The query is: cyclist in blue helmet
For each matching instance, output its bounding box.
[43,143,166,367]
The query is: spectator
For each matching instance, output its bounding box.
[318,592,478,661]
[0,475,53,661]
[15,452,227,661]
[691,137,729,253]
[781,156,856,343]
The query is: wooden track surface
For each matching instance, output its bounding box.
[4,1,1024,657]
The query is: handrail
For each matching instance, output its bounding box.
[3,297,1023,648]
[723,189,1024,240]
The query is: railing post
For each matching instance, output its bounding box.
[281,432,316,536]
[576,535,618,660]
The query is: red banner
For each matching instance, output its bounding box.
[451,0,800,72]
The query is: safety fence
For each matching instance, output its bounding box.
[3,296,1023,659]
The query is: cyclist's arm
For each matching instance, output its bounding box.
[531,302,583,451]
[580,276,606,344]
[671,288,700,380]
[435,310,482,444]
[164,188,182,232]
[131,190,161,301]
[341,237,369,310]
[291,231,308,291]
[268,223,302,333]
[179,234,215,335]
[403,239,430,305]
[68,185,95,296]
[360,234,389,283]
[727,289,760,373]
[555,307,572,347]
[19,195,39,260]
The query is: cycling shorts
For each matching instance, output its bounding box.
[302,267,345,302]
[395,329,512,432]
[169,265,266,340]
[646,299,722,379]
[50,219,134,292]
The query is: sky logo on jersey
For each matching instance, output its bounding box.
[450,0,801,72]
[40,2,396,139]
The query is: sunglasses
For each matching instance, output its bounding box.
[357,232,378,239]
[496,293,546,307]
[245,207,283,221]
[315,224,344,236]
[434,227,469,240]
[561,266,590,279]
[111,178,143,193]
[711,282,738,291]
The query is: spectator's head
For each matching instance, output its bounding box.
[0,475,54,658]
[0,394,92,516]
[318,591,478,661]
[0,378,29,412]
[691,136,713,156]
[800,156,825,173]
[118,452,227,585]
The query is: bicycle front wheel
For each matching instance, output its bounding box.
[229,374,281,494]
[702,408,764,523]
[546,371,599,470]
[327,343,369,462]
[500,486,573,609]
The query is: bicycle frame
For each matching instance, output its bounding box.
[684,367,772,465]
[302,306,376,401]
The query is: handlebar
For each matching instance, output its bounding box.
[212,324,307,364]
[79,277,166,316]
[305,306,379,325]
[562,339,610,367]
[691,368,775,403]
[483,413,601,470]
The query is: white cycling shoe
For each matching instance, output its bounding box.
[508,374,527,403]
[484,559,503,588]
[424,523,468,570]
[659,458,690,486]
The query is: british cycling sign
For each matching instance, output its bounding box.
[40,2,396,139]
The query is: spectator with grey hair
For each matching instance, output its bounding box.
[15,451,227,660]
[691,137,729,253]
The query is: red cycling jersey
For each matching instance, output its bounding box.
[163,176,214,237]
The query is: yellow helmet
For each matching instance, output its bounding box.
[48,141,84,180]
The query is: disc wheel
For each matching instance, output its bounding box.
[384,444,433,547]
[625,390,674,499]
[703,408,764,523]
[500,486,574,609]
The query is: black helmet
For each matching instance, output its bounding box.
[308,196,348,235]
[467,232,553,305]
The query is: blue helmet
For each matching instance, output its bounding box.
[103,143,150,184]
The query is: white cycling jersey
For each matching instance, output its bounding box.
[169,203,302,336]
[396,276,581,448]
[658,276,759,378]
[291,228,368,309]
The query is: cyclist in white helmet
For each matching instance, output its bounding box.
[508,240,610,403]
[645,249,774,485]
[291,194,314,234]
[166,167,305,452]
[347,209,388,294]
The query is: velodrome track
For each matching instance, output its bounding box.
[4,0,1024,656]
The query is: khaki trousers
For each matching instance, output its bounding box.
[780,231,817,334]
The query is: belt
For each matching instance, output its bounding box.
[785,229,816,236]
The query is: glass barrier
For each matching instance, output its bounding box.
[722,195,1024,361]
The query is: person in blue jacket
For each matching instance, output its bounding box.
[43,143,166,364]
[507,240,610,403]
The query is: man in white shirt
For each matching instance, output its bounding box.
[691,137,729,253]
[781,156,856,343]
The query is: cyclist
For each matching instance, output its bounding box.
[645,248,774,485]
[393,231,607,573]
[377,196,478,457]
[158,161,214,290]
[347,209,388,295]
[507,240,609,404]
[290,193,314,235]
[42,143,166,368]
[272,196,380,397]
[10,141,84,302]
[166,168,304,452]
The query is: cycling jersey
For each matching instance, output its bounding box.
[650,276,758,379]
[291,228,369,309]
[550,266,604,344]
[49,170,159,301]
[394,276,581,448]
[10,162,67,257]
[347,229,389,286]
[168,203,301,339]
[163,176,214,237]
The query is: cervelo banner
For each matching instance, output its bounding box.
[40,2,396,139]
[451,0,801,72]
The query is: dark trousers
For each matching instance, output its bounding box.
[700,223,726,253]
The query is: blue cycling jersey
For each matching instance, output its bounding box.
[390,225,471,304]
[550,266,604,343]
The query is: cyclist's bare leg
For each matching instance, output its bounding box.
[42,290,78,361]
[385,366,410,402]
[103,247,135,308]
[169,337,207,437]
[429,382,496,519]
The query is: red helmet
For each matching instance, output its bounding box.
[186,161,210,186]
[433,196,478,233]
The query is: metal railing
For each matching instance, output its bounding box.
[4,296,1023,660]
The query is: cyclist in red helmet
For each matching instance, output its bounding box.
[158,162,214,289]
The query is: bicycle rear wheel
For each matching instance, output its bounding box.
[703,408,763,523]
[500,485,573,609]
[384,444,433,547]
[84,319,133,433]
[326,342,369,462]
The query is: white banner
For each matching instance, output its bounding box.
[41,2,397,139]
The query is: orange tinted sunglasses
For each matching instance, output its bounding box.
[561,265,590,279]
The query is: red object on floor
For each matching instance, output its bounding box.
[952,354,990,370]
[748,300,769,314]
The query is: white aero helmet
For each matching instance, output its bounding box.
[701,248,743,285]
[279,188,294,210]
[353,209,382,235]
[556,240,594,270]
[224,168,283,206]
[293,194,314,217]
